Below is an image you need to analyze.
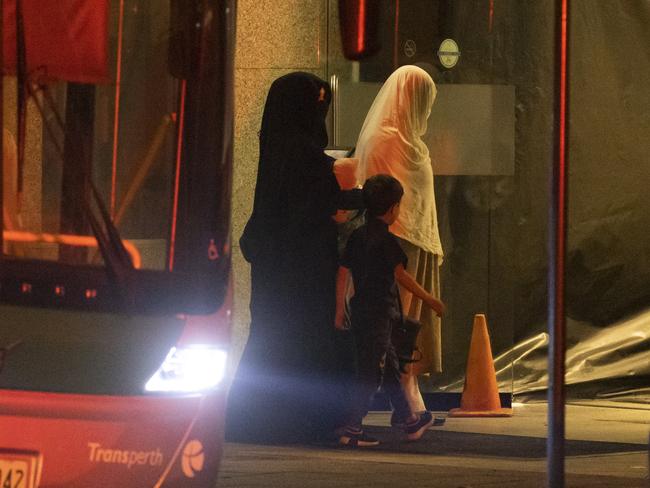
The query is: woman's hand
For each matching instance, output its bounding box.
[333,158,359,190]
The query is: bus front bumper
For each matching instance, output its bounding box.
[0,388,227,488]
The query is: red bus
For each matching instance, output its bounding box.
[1,1,235,486]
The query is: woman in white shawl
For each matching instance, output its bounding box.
[356,65,442,414]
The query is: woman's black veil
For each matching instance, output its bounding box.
[240,72,332,262]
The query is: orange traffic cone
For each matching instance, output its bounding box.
[449,314,512,417]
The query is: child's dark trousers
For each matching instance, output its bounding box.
[345,310,412,430]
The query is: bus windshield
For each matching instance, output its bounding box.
[3,2,178,272]
[2,0,234,314]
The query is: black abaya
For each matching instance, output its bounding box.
[226,72,355,443]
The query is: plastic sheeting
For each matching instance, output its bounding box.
[442,308,650,404]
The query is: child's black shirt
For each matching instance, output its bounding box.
[340,217,407,319]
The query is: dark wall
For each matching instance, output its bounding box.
[566,1,650,326]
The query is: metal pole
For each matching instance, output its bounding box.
[547,0,569,487]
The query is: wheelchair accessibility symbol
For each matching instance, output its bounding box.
[404,39,417,58]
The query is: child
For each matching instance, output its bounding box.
[334,174,446,447]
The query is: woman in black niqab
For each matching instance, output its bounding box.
[226,72,354,443]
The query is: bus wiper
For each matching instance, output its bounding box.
[0,340,23,375]
[86,180,135,282]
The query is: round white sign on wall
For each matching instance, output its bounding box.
[437,38,460,68]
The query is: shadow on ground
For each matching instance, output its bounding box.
[356,427,646,458]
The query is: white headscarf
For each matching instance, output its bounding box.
[356,65,443,258]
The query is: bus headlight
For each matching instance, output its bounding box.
[145,346,228,393]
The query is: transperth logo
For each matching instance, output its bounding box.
[87,442,163,469]
[181,440,205,478]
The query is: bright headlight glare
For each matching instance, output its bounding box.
[145,346,228,393]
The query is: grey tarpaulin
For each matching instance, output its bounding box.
[442,310,650,403]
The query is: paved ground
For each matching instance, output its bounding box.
[216,401,649,487]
